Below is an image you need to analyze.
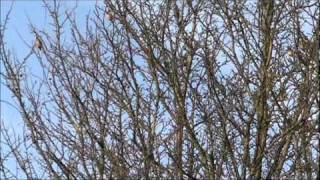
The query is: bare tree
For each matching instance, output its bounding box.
[1,0,319,179]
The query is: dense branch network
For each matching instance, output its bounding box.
[1,0,319,179]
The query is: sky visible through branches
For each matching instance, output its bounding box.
[1,0,319,179]
[1,1,98,177]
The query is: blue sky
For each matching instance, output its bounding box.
[1,0,100,125]
[1,0,101,177]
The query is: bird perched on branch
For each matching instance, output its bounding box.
[106,10,115,21]
[35,35,42,51]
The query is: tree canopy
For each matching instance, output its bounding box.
[1,0,319,179]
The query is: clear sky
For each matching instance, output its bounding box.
[1,0,101,177]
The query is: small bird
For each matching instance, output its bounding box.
[106,11,115,21]
[35,36,42,51]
